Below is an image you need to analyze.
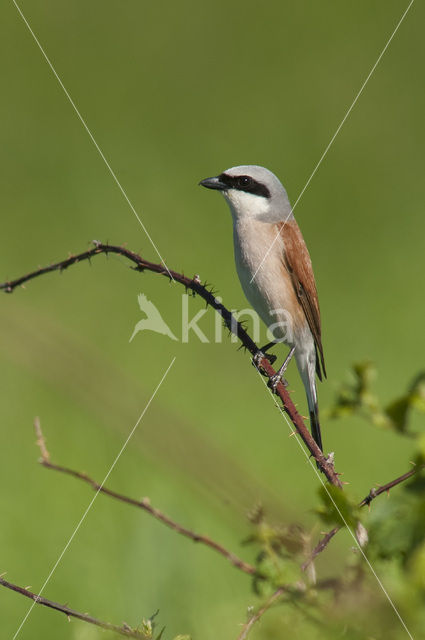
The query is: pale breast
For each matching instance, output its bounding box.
[232,219,305,344]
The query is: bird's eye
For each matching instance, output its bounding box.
[238,176,252,188]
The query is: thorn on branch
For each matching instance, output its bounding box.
[359,463,425,507]
[0,242,342,486]
[0,576,151,638]
[31,419,262,580]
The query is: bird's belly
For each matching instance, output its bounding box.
[233,222,303,345]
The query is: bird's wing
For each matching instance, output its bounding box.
[277,220,326,380]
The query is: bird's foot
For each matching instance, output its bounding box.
[252,351,266,375]
[269,346,295,391]
[269,373,289,392]
[252,351,277,376]
[253,350,277,366]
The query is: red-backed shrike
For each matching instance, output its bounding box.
[200,165,326,451]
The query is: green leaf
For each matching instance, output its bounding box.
[416,433,425,463]
[155,627,166,640]
[316,484,359,530]
[328,364,425,435]
[384,397,410,432]
[140,619,153,638]
[326,361,389,427]
[367,492,425,560]
[384,372,425,432]
[408,540,425,591]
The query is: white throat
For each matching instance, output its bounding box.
[223,190,271,222]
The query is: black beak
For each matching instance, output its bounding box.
[199,176,227,191]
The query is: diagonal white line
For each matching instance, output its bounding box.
[12,356,176,640]
[12,0,174,282]
[253,366,414,640]
[250,0,415,284]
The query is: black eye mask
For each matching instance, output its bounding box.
[219,173,271,199]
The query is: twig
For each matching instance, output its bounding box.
[0,576,148,638]
[301,527,340,572]
[1,242,341,486]
[304,462,425,567]
[237,587,286,640]
[359,463,425,507]
[34,418,262,579]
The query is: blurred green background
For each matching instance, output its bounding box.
[1,1,424,638]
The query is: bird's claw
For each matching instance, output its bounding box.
[252,351,264,368]
[252,350,277,369]
[269,373,288,392]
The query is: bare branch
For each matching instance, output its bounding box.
[359,463,425,507]
[1,242,341,485]
[237,587,286,640]
[0,576,148,638]
[34,419,262,579]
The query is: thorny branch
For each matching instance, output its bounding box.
[2,243,424,638]
[359,463,425,507]
[3,242,423,623]
[0,577,148,639]
[0,241,341,486]
[34,418,262,579]
[303,462,425,569]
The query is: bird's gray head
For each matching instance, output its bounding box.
[199,165,293,223]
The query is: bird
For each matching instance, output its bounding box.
[199,165,326,451]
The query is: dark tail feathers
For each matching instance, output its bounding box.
[309,403,323,452]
